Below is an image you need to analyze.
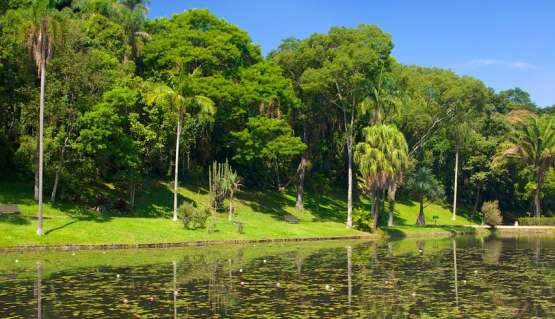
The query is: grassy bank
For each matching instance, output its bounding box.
[0,176,478,247]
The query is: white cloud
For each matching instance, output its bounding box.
[462,59,536,70]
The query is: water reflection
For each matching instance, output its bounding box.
[1,236,555,317]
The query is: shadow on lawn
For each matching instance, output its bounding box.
[236,189,293,220]
[0,213,30,225]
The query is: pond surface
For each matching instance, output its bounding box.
[1,236,555,318]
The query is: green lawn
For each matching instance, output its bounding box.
[0,177,368,247]
[0,176,478,247]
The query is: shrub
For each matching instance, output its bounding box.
[179,202,211,229]
[481,200,503,227]
[518,217,555,226]
[352,208,373,232]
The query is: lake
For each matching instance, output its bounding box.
[1,235,555,318]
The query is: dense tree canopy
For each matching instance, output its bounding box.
[1,1,554,230]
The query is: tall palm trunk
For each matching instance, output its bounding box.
[173,112,182,221]
[452,145,459,221]
[37,62,45,236]
[347,135,353,228]
[533,166,546,218]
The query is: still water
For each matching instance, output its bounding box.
[1,236,555,318]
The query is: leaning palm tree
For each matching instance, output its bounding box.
[146,69,215,221]
[355,124,409,231]
[499,116,555,217]
[22,0,63,236]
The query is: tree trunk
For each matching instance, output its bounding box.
[228,190,234,222]
[128,180,136,208]
[34,138,39,201]
[387,185,396,227]
[296,152,307,210]
[37,62,45,236]
[452,145,459,221]
[274,161,281,190]
[533,167,546,218]
[471,187,480,221]
[416,196,425,225]
[372,189,380,231]
[173,112,182,221]
[347,135,353,228]
[50,171,59,203]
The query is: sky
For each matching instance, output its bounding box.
[149,1,555,107]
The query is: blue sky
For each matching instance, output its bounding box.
[149,1,555,107]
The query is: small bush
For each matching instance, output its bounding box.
[481,200,503,227]
[352,208,372,231]
[179,202,211,229]
[518,217,555,226]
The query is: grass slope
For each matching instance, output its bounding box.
[0,176,477,247]
[0,178,366,247]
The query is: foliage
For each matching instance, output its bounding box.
[481,200,503,226]
[231,116,306,188]
[1,2,554,233]
[178,202,211,229]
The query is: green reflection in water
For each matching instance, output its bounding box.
[1,236,555,318]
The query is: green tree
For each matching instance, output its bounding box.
[231,116,306,189]
[405,167,445,225]
[300,25,394,228]
[147,68,215,221]
[354,124,409,231]
[21,0,64,235]
[499,116,555,217]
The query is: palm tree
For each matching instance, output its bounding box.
[406,167,444,225]
[500,116,555,217]
[23,0,63,236]
[355,124,409,231]
[119,0,150,64]
[147,69,215,221]
[225,170,242,222]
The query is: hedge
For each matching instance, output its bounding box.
[518,217,555,226]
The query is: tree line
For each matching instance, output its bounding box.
[0,0,554,234]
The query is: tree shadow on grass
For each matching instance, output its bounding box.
[235,189,293,221]
[0,213,30,225]
[132,180,200,218]
[304,191,349,223]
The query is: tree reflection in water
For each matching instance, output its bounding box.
[2,237,555,317]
